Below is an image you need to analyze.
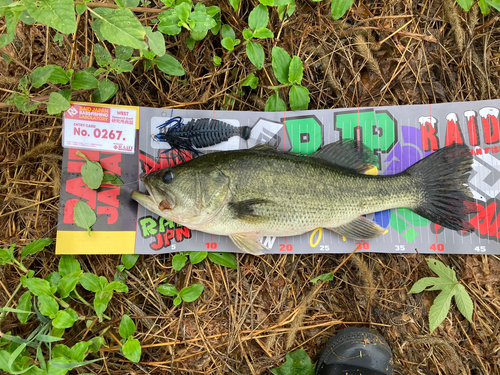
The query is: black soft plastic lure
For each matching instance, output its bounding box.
[154,117,251,154]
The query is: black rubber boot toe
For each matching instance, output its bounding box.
[315,327,394,375]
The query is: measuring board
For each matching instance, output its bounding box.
[56,100,500,255]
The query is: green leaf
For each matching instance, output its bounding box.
[189,251,207,265]
[272,47,291,84]
[119,315,135,339]
[221,37,235,51]
[80,273,101,293]
[173,296,182,305]
[277,0,295,19]
[408,277,443,294]
[30,65,72,88]
[30,66,55,88]
[122,338,141,363]
[70,341,92,362]
[0,8,20,48]
[26,278,53,296]
[410,258,474,333]
[253,27,274,39]
[179,284,203,302]
[58,271,83,298]
[289,85,310,111]
[58,255,81,276]
[38,295,59,319]
[265,92,286,112]
[21,238,52,260]
[52,309,78,329]
[73,201,97,236]
[456,0,474,11]
[77,151,104,190]
[271,348,315,375]
[157,9,182,35]
[426,259,457,282]
[36,334,64,343]
[242,28,253,40]
[454,284,473,323]
[110,59,135,74]
[115,45,134,60]
[6,92,39,113]
[24,0,76,34]
[0,244,15,265]
[229,0,240,12]
[186,37,195,50]
[115,0,140,7]
[213,56,222,66]
[47,92,71,115]
[288,56,303,85]
[145,27,166,57]
[104,281,128,292]
[428,286,454,333]
[310,272,333,284]
[17,291,32,324]
[94,290,113,317]
[249,4,268,31]
[221,24,236,40]
[92,8,147,49]
[155,54,185,76]
[190,9,216,33]
[246,41,265,70]
[174,2,190,23]
[157,283,178,297]
[331,0,353,20]
[52,344,72,360]
[172,254,188,271]
[479,0,490,14]
[242,73,259,89]
[208,253,237,269]
[94,44,113,67]
[46,272,62,288]
[46,65,70,85]
[97,78,118,102]
[76,3,86,14]
[121,254,139,269]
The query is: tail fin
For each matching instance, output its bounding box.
[407,144,476,231]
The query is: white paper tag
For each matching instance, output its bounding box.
[63,103,137,153]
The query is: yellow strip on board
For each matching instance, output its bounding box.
[56,231,136,254]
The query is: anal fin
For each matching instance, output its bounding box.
[230,233,268,255]
[329,216,387,240]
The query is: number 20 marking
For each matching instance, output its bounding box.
[279,244,293,252]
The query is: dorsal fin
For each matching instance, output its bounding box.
[311,139,378,174]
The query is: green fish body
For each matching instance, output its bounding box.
[131,140,475,255]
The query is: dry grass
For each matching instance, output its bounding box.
[2,0,500,373]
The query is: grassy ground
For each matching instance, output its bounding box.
[1,0,500,373]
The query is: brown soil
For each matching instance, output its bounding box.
[1,0,500,374]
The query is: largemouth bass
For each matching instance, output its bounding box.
[131,140,475,255]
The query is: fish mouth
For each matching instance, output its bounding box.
[132,180,176,213]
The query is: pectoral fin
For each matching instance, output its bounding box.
[328,216,387,240]
[229,199,274,223]
[229,233,268,255]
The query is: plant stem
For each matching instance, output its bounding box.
[0,283,22,324]
[12,259,28,273]
[73,289,92,308]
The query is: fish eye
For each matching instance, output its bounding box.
[163,171,175,183]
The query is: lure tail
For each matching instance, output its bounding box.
[407,144,477,231]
